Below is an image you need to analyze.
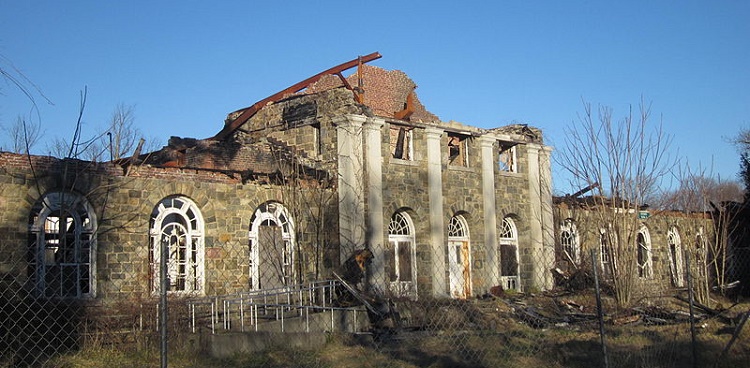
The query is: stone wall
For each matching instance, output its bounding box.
[553,202,714,298]
[374,119,537,297]
[0,153,339,303]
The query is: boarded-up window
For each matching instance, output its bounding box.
[259,224,288,290]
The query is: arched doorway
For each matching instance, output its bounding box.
[448,215,471,298]
[249,202,296,290]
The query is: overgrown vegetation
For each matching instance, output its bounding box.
[556,99,677,307]
[32,292,750,368]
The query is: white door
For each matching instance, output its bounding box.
[448,240,470,298]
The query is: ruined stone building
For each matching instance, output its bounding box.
[552,195,716,302]
[0,54,556,306]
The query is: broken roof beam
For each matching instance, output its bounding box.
[569,182,600,198]
[212,52,382,141]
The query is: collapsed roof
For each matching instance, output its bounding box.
[137,53,542,175]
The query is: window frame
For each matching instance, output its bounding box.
[599,226,617,280]
[389,125,414,161]
[28,191,97,299]
[448,214,472,299]
[667,227,685,287]
[248,201,296,290]
[499,217,520,291]
[149,196,205,295]
[387,211,417,299]
[498,144,517,173]
[447,133,470,167]
[636,225,653,279]
[559,219,580,265]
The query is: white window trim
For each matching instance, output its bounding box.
[448,215,472,298]
[560,219,580,265]
[499,145,517,173]
[667,227,685,287]
[150,196,205,295]
[637,225,653,279]
[248,202,296,290]
[499,217,520,291]
[600,232,609,275]
[29,191,97,298]
[387,211,417,299]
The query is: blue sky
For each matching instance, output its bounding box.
[1,1,748,194]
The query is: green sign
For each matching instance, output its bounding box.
[638,211,650,219]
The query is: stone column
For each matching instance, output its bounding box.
[363,117,386,290]
[479,136,499,289]
[425,127,447,297]
[333,114,366,264]
[526,143,553,291]
[539,145,555,291]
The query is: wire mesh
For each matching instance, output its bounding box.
[3,209,750,367]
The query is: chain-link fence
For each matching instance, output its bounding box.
[3,225,750,368]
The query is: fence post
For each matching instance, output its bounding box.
[685,252,698,368]
[160,239,168,368]
[591,249,609,368]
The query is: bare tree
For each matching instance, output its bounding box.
[0,54,51,108]
[46,101,147,161]
[658,166,744,212]
[556,98,677,306]
[268,142,337,285]
[657,164,744,304]
[2,115,42,153]
[105,103,140,160]
[736,129,750,200]
[1,54,51,154]
[44,88,97,159]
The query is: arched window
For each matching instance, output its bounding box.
[29,191,97,298]
[694,227,709,282]
[499,217,520,291]
[667,227,684,287]
[448,215,471,298]
[599,227,615,279]
[387,211,417,298]
[560,219,580,265]
[249,202,295,290]
[149,196,204,294]
[637,225,653,278]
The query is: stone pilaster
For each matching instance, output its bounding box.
[363,117,386,290]
[425,127,447,297]
[526,143,553,291]
[539,145,555,291]
[333,114,366,263]
[479,136,499,289]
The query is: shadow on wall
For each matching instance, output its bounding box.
[0,276,83,366]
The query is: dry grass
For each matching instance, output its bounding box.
[43,322,750,368]
[41,294,750,368]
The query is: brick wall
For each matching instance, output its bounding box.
[306,65,440,123]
